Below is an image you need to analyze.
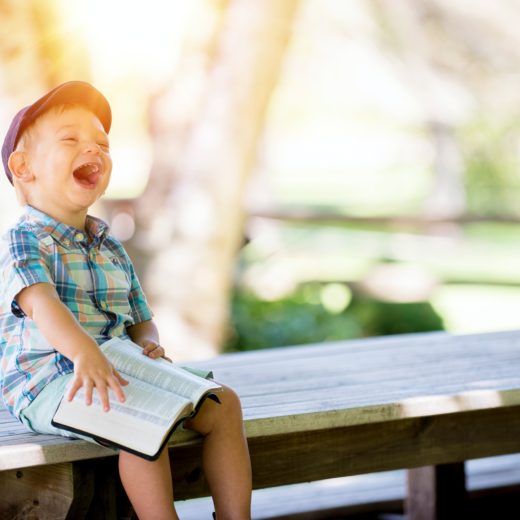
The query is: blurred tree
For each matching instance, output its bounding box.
[370,0,520,219]
[125,0,301,356]
[0,0,90,98]
[462,119,520,216]
[370,0,467,219]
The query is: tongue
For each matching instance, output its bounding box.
[73,164,100,187]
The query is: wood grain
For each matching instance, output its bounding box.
[407,463,467,520]
[0,462,94,519]
[2,330,520,517]
[3,330,520,470]
[168,404,520,499]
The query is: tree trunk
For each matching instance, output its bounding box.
[371,0,467,219]
[134,0,300,358]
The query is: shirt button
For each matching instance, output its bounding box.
[100,301,108,310]
[63,239,71,247]
[75,232,85,242]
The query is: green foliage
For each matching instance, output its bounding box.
[224,286,361,351]
[348,296,444,337]
[224,284,444,352]
[461,118,520,216]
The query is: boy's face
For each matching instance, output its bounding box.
[13,105,112,227]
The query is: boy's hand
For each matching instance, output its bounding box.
[67,347,128,411]
[126,320,172,361]
[141,340,172,363]
[15,282,129,410]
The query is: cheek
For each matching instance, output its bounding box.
[102,162,112,191]
[104,155,113,174]
[103,173,111,191]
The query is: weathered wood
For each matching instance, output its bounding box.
[406,463,467,520]
[4,331,520,471]
[169,405,520,499]
[83,458,119,520]
[3,330,520,517]
[0,462,94,520]
[177,454,520,520]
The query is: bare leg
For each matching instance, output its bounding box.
[185,385,252,520]
[119,448,178,520]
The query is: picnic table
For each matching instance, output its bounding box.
[2,329,520,519]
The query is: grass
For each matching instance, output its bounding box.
[240,220,520,338]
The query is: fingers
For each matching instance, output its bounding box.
[111,369,128,403]
[114,367,129,386]
[84,379,94,406]
[68,372,127,412]
[142,341,166,360]
[97,382,110,412]
[67,376,83,402]
[93,372,127,411]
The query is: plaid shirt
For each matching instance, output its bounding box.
[0,205,153,419]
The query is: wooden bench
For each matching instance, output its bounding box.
[2,329,520,519]
[177,453,520,519]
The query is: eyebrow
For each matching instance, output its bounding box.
[55,125,77,132]
[55,125,108,138]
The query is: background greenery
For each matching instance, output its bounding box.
[225,217,520,352]
[224,284,444,352]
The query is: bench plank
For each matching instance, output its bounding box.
[0,462,94,519]
[3,330,520,455]
[168,404,520,499]
[2,330,520,518]
[176,454,520,519]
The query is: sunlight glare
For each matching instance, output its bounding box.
[60,0,192,87]
[59,0,198,198]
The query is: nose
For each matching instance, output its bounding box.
[83,141,101,155]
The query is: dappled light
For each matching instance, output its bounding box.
[1,0,520,357]
[4,5,520,519]
[399,390,504,418]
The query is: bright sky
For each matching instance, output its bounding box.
[58,0,203,198]
[60,0,194,86]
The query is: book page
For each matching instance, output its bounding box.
[100,337,221,403]
[53,374,193,457]
[74,376,192,428]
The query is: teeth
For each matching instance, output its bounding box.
[74,163,100,176]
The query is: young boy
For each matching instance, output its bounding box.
[0,81,252,520]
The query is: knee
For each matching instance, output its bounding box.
[185,384,243,435]
[218,384,243,419]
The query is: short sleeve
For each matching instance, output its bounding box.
[127,259,154,324]
[106,238,153,325]
[0,229,54,317]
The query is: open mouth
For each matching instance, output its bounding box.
[72,162,102,188]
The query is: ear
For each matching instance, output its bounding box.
[8,151,34,182]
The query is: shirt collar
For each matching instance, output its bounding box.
[23,205,110,248]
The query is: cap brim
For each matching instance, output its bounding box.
[20,81,112,138]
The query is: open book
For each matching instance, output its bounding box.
[52,337,222,460]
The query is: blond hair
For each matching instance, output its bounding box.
[11,104,83,206]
